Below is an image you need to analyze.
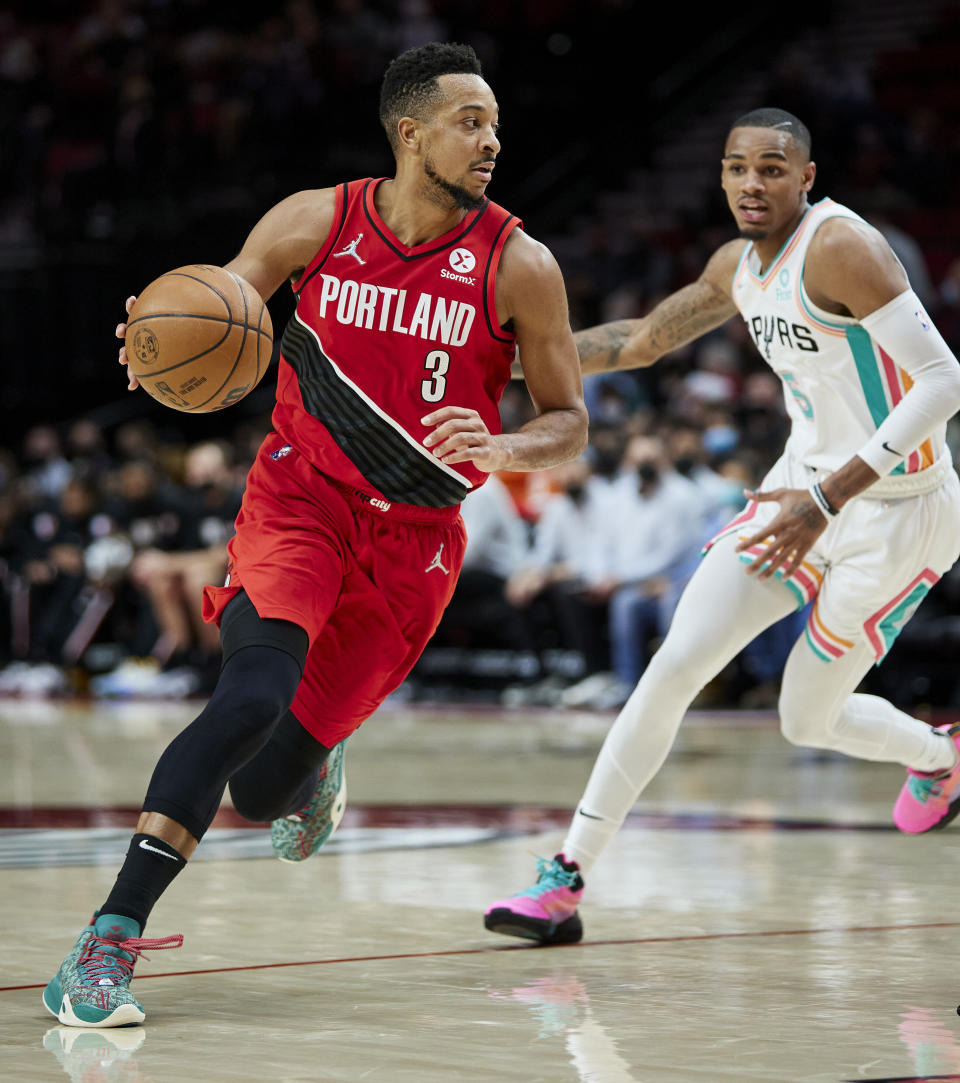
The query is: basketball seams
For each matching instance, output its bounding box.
[128,317,234,378]
[127,312,271,338]
[162,270,233,317]
[186,273,254,411]
[183,325,250,410]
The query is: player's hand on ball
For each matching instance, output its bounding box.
[421,406,508,473]
[116,295,140,390]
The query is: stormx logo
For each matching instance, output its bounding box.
[442,247,477,286]
[270,444,293,460]
[440,267,476,286]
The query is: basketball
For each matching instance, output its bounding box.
[124,264,273,413]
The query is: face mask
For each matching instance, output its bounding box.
[703,425,738,456]
[638,463,659,486]
[591,452,621,478]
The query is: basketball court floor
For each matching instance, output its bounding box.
[3,694,960,1082]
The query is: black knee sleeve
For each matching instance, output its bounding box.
[142,593,310,841]
[228,709,332,822]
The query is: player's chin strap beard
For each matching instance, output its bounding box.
[423,160,484,212]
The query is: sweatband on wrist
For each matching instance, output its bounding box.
[809,482,838,517]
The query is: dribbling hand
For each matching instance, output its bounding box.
[116,295,139,390]
[734,486,828,581]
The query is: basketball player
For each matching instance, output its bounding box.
[484,108,960,946]
[44,42,587,1026]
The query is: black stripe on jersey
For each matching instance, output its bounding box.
[361,179,490,261]
[296,183,351,298]
[280,317,469,507]
[482,214,519,344]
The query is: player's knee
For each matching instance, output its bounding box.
[206,681,293,750]
[778,694,829,748]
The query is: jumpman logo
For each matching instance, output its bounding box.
[333,232,366,265]
[425,543,449,575]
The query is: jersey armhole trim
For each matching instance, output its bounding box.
[292,182,351,297]
[483,215,521,343]
[795,212,863,334]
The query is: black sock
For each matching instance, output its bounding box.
[100,833,188,932]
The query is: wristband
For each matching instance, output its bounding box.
[809,482,838,518]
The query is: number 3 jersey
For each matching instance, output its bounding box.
[271,178,521,507]
[731,196,948,484]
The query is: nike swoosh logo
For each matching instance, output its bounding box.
[139,838,180,862]
[882,441,905,457]
[577,808,603,820]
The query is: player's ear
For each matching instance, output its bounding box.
[396,116,420,154]
[801,160,816,192]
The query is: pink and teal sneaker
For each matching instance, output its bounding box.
[893,722,960,833]
[484,853,584,945]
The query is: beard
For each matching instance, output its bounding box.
[423,158,485,211]
[737,226,768,240]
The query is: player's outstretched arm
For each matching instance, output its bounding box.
[571,240,744,376]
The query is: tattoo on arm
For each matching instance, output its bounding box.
[567,271,736,376]
[647,280,736,355]
[574,321,633,372]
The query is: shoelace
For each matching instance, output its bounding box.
[518,855,579,898]
[78,934,184,986]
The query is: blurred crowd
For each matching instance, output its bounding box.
[2,1,960,708]
[0,416,259,697]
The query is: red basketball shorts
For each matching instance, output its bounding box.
[202,433,466,746]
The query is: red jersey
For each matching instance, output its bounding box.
[272,178,521,507]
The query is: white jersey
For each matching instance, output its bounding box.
[732,197,947,488]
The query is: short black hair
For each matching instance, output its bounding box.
[379,42,483,153]
[729,108,811,159]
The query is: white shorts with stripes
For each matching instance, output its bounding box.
[704,452,960,663]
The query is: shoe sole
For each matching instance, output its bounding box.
[484,908,583,945]
[925,791,960,832]
[42,982,144,1028]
